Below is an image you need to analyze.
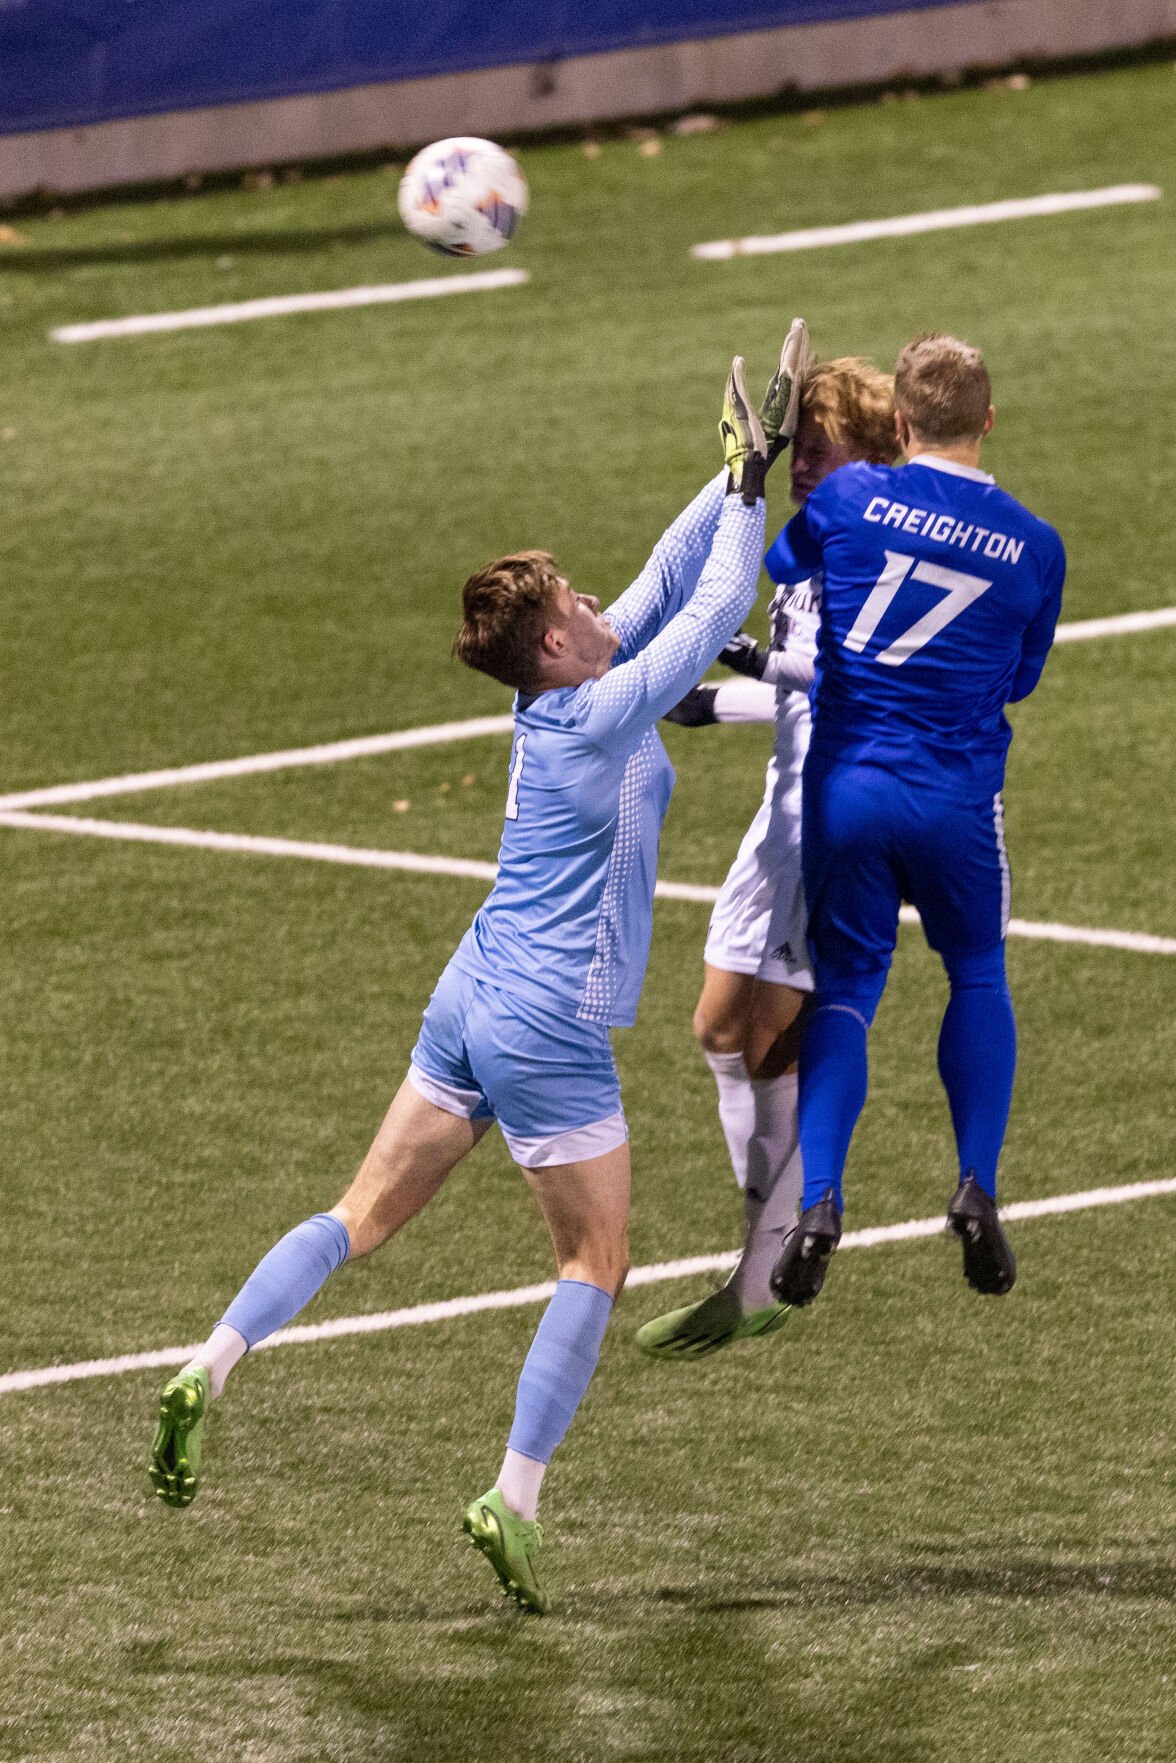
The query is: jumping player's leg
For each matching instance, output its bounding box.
[148,1079,486,1508]
[770,757,900,1307]
[909,790,1019,1293]
[456,991,628,1611]
[463,1143,629,1616]
[693,963,758,1189]
[641,973,807,1357]
[497,1145,630,1521]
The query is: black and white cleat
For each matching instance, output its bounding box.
[770,1192,842,1308]
[947,1173,1016,1295]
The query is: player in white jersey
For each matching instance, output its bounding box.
[638,358,899,1358]
[144,351,800,1615]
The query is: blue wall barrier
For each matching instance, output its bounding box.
[0,1,975,136]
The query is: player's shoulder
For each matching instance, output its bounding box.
[813,460,889,506]
[986,482,1066,570]
[514,684,593,732]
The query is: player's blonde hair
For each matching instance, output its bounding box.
[453,549,564,690]
[802,357,898,463]
[895,332,992,444]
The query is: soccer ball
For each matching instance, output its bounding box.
[397,137,528,257]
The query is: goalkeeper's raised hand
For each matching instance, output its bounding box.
[719,632,768,680]
[720,356,768,505]
[761,317,811,467]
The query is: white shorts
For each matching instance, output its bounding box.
[703,696,814,991]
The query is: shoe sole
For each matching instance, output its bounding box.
[462,1508,548,1615]
[948,1212,1016,1295]
[148,1381,202,1508]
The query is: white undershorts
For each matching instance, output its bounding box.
[703,693,814,991]
[408,1066,629,1169]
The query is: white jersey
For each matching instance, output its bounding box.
[703,576,821,989]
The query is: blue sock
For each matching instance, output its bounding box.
[937,956,1017,1199]
[220,1213,350,1349]
[507,1279,614,1466]
[798,1003,871,1212]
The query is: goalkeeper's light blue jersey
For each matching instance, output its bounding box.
[451,476,764,1027]
[765,455,1066,797]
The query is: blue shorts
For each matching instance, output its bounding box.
[410,959,627,1168]
[801,753,1010,989]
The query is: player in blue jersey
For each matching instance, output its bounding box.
[145,351,794,1614]
[764,333,1065,1308]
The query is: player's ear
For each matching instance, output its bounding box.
[541,623,567,658]
[982,405,996,438]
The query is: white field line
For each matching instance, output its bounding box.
[3,1176,1174,1398]
[1052,606,1176,643]
[0,811,500,885]
[51,268,530,343]
[0,716,516,813]
[692,183,1162,260]
[1,605,1171,817]
[3,809,1173,956]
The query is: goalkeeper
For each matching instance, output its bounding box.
[145,350,789,1617]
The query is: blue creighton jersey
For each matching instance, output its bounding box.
[765,456,1065,796]
[452,477,764,1026]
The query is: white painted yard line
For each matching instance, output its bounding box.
[1,602,1168,817]
[0,716,516,813]
[692,184,1162,260]
[3,1176,1173,1397]
[1052,606,1176,643]
[895,904,1176,958]
[3,811,1173,956]
[51,268,530,343]
[0,812,500,885]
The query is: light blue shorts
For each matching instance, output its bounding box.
[409,960,627,1168]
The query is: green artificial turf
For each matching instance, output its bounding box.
[1,58,1174,1763]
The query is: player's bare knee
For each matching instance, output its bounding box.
[693,1005,744,1056]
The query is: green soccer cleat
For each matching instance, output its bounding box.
[148,1366,209,1508]
[635,1285,790,1360]
[761,316,811,465]
[462,1486,549,1615]
[720,355,768,504]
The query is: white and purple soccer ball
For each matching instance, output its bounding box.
[397,137,528,257]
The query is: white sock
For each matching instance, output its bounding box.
[727,1071,803,1311]
[704,1048,754,1190]
[182,1323,249,1401]
[497,1448,546,1523]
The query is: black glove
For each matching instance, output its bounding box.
[662,685,719,728]
[719,633,768,680]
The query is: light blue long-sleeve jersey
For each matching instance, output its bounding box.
[452,476,765,1026]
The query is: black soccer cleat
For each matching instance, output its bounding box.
[770,1192,842,1307]
[946,1174,1016,1295]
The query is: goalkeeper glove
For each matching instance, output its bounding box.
[720,356,768,504]
[761,317,811,468]
[719,633,768,680]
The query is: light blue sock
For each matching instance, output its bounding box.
[220,1213,350,1350]
[507,1279,614,1465]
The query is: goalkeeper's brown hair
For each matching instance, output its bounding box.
[454,549,564,690]
[894,332,992,445]
[802,357,898,463]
